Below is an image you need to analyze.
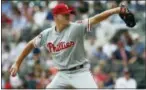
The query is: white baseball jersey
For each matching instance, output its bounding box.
[33,19,91,70]
[115,77,137,89]
[33,19,98,89]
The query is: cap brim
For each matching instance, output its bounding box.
[61,10,72,14]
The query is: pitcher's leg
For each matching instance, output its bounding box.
[46,72,70,89]
[71,70,98,88]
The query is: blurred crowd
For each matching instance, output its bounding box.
[1,0,146,89]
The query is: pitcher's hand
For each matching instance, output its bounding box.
[9,63,19,77]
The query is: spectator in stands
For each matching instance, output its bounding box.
[4,78,12,89]
[76,0,89,19]
[2,1,13,18]
[25,72,37,89]
[129,49,146,89]
[93,1,105,14]
[39,70,51,88]
[142,49,146,61]
[107,1,124,25]
[84,37,96,60]
[77,0,89,14]
[93,65,107,88]
[120,31,134,48]
[32,48,44,88]
[104,72,114,88]
[103,41,117,58]
[33,5,48,28]
[112,40,131,67]
[2,13,12,27]
[20,1,34,24]
[93,46,108,61]
[12,6,27,31]
[115,68,137,89]
[132,35,145,56]
[11,6,28,42]
[32,48,43,75]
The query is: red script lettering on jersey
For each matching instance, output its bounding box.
[47,41,75,52]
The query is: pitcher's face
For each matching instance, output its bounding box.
[55,14,70,25]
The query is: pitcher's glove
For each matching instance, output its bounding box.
[119,5,136,27]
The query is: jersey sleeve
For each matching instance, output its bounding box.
[33,29,49,48]
[76,19,91,35]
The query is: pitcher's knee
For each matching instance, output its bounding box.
[46,84,54,89]
[46,83,59,89]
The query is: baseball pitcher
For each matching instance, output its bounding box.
[10,3,135,89]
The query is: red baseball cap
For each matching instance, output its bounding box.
[52,3,72,15]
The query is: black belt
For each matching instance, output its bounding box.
[59,64,84,71]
